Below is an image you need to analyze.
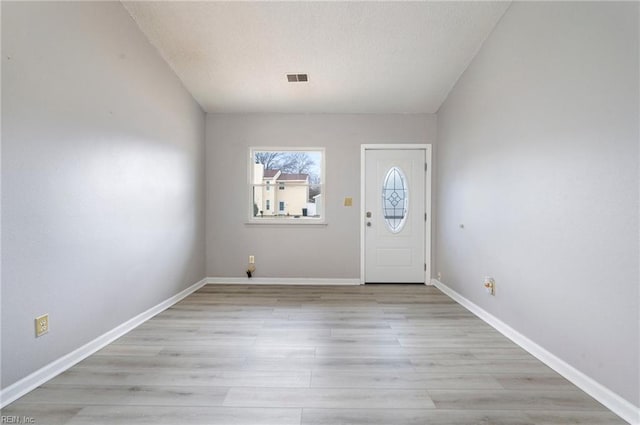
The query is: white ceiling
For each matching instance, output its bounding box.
[122,1,511,114]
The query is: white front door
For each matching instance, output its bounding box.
[364,147,428,283]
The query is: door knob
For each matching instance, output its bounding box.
[366,211,372,218]
[367,222,372,227]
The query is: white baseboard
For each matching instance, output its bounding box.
[206,277,362,285]
[0,278,208,408]
[431,279,640,425]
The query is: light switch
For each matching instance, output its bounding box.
[344,197,353,207]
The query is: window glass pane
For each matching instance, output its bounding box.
[382,166,408,233]
[251,149,323,220]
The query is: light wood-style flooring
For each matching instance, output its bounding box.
[2,284,626,424]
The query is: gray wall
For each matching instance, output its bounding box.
[436,2,639,406]
[206,114,436,279]
[1,2,206,388]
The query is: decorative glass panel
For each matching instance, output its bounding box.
[382,166,408,233]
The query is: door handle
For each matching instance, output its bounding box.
[366,211,372,218]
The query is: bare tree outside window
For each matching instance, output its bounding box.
[254,152,282,170]
[255,152,319,179]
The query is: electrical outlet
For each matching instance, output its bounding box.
[249,255,255,264]
[35,314,49,337]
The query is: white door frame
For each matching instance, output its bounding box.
[360,144,432,285]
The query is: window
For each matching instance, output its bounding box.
[250,148,324,222]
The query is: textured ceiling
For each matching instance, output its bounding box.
[122,1,510,114]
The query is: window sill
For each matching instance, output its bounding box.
[245,218,327,226]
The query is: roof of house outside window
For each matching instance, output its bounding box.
[263,169,280,178]
[276,173,309,181]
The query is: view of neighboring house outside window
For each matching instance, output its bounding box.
[253,165,309,216]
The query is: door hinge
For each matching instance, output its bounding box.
[425,163,428,171]
[425,213,427,221]
[424,263,427,271]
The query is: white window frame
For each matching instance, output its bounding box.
[248,147,326,225]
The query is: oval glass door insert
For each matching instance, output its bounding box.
[382,166,408,233]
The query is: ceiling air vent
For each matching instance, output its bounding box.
[287,74,308,82]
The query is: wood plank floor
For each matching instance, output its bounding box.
[2,284,626,424]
